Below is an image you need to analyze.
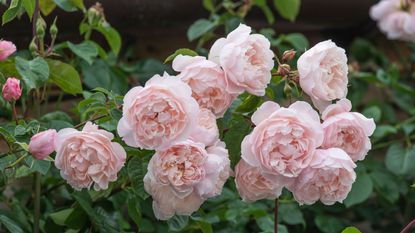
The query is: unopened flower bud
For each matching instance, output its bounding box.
[277,64,291,76]
[50,18,58,39]
[282,49,296,62]
[2,77,22,102]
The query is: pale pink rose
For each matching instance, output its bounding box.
[55,122,126,191]
[189,108,219,147]
[297,40,348,111]
[0,40,16,61]
[321,99,376,162]
[235,160,286,202]
[208,24,274,96]
[241,101,324,178]
[117,73,200,150]
[2,77,22,102]
[370,0,415,42]
[290,148,356,205]
[29,129,57,160]
[173,55,236,117]
[144,140,231,220]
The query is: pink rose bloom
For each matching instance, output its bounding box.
[290,148,356,205]
[297,40,348,111]
[173,55,236,117]
[235,160,287,202]
[29,129,57,160]
[0,40,16,61]
[370,0,415,42]
[55,122,126,191]
[321,99,376,162]
[189,108,219,147]
[117,73,199,150]
[2,77,22,102]
[241,101,324,178]
[208,24,274,96]
[144,140,231,220]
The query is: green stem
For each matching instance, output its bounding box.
[34,172,41,233]
[7,154,27,168]
[12,102,18,125]
[274,198,278,233]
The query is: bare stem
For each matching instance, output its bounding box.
[401,219,415,233]
[274,198,279,233]
[34,172,41,233]
[12,102,18,125]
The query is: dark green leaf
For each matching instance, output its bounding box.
[273,0,301,22]
[67,41,98,65]
[167,215,189,232]
[315,215,344,233]
[0,215,24,233]
[254,0,275,24]
[385,144,415,177]
[223,115,252,168]
[344,173,373,207]
[15,56,50,90]
[164,48,198,63]
[128,156,150,199]
[49,208,74,226]
[362,106,381,123]
[187,19,216,42]
[281,33,309,51]
[25,156,51,175]
[47,59,83,95]
[370,171,400,203]
[279,203,305,226]
[53,0,77,12]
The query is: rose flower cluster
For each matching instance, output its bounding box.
[3,23,376,221]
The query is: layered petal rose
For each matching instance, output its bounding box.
[208,24,274,96]
[144,140,231,220]
[235,160,287,202]
[241,101,324,178]
[290,148,356,205]
[321,99,376,162]
[297,40,348,111]
[189,108,219,147]
[370,0,415,42]
[55,122,126,191]
[29,129,57,160]
[0,40,16,61]
[117,73,200,150]
[173,55,236,117]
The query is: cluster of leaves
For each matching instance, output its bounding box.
[1,0,414,233]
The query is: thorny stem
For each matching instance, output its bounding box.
[274,198,279,233]
[401,219,415,233]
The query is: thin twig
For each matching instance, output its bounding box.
[401,219,415,233]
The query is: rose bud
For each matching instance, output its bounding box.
[282,49,296,62]
[0,40,16,61]
[29,129,58,160]
[2,77,22,102]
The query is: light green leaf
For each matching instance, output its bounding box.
[50,208,74,226]
[22,0,35,20]
[39,0,56,15]
[70,0,84,9]
[164,48,198,63]
[15,56,50,90]
[342,226,362,233]
[96,23,122,55]
[47,59,83,95]
[282,33,309,51]
[385,144,415,177]
[273,0,301,22]
[68,41,98,65]
[0,215,24,233]
[187,19,216,42]
[53,0,77,12]
[2,0,23,25]
[344,173,373,207]
[203,0,214,12]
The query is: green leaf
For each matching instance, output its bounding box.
[0,215,24,233]
[22,0,35,20]
[254,0,275,24]
[235,95,262,114]
[203,0,214,12]
[279,203,305,226]
[344,173,373,207]
[39,0,56,15]
[167,215,189,232]
[342,226,362,233]
[370,171,400,203]
[256,216,288,233]
[198,221,213,233]
[50,208,74,226]
[25,156,51,175]
[0,154,16,170]
[385,144,415,177]
[128,156,150,199]
[315,215,344,233]
[67,41,98,65]
[282,33,309,51]
[164,48,198,63]
[372,125,397,139]
[53,0,77,12]
[70,0,84,9]
[15,56,50,90]
[273,0,301,22]
[127,197,142,227]
[96,23,122,55]
[47,59,83,95]
[223,115,252,168]
[2,0,23,25]
[362,105,381,123]
[187,19,216,42]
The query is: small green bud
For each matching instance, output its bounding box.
[29,39,38,54]
[50,17,58,38]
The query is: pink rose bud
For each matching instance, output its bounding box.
[282,49,296,62]
[29,129,58,160]
[0,40,16,61]
[2,77,22,102]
